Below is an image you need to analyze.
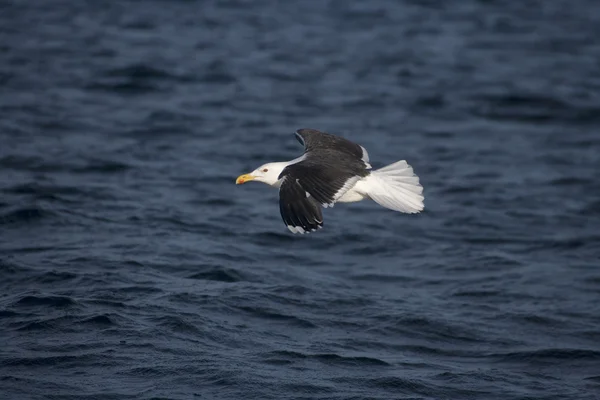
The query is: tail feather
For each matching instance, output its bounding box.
[365,160,424,214]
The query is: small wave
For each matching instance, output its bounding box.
[0,154,128,175]
[336,232,368,243]
[104,63,192,82]
[259,69,298,83]
[512,314,562,326]
[365,376,429,391]
[546,237,596,251]
[87,63,193,94]
[16,316,75,332]
[475,254,523,268]
[199,60,237,84]
[412,93,446,110]
[346,244,396,256]
[0,375,78,391]
[0,154,42,170]
[0,310,19,318]
[472,92,600,124]
[110,286,163,295]
[1,354,115,368]
[12,295,78,308]
[279,382,335,395]
[32,271,77,284]
[249,231,297,246]
[0,259,33,274]
[200,198,237,207]
[150,315,201,335]
[80,314,116,327]
[236,306,317,329]
[270,284,312,296]
[122,366,170,378]
[73,160,131,173]
[549,177,595,187]
[441,184,481,194]
[583,275,600,286]
[83,298,128,309]
[452,289,502,298]
[313,353,390,366]
[165,292,214,306]
[424,130,454,139]
[188,267,246,283]
[491,348,600,363]
[207,252,256,263]
[370,314,483,344]
[263,350,390,366]
[86,80,158,94]
[5,183,78,203]
[580,200,600,216]
[396,344,466,357]
[350,273,417,283]
[13,313,115,332]
[0,207,50,225]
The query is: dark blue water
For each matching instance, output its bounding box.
[2,1,600,399]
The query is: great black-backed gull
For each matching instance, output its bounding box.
[236,128,424,234]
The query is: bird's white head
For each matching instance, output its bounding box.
[236,162,286,187]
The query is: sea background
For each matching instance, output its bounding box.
[1,1,600,399]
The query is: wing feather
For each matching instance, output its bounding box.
[278,177,323,234]
[295,128,371,169]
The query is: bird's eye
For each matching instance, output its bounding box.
[262,168,268,172]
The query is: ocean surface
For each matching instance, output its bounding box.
[1,1,600,399]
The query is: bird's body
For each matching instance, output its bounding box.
[236,129,424,234]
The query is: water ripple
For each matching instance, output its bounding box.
[1,1,599,399]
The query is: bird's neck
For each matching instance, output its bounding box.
[265,161,289,187]
[267,156,306,187]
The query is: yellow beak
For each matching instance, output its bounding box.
[236,173,255,184]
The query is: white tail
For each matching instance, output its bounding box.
[365,160,424,214]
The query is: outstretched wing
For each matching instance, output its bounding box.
[278,176,323,234]
[294,128,371,169]
[279,155,365,208]
[278,128,372,233]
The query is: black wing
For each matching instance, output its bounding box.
[295,128,371,168]
[279,157,364,207]
[277,128,371,233]
[279,176,324,234]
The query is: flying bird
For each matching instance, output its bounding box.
[236,128,424,234]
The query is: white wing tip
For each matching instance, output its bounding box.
[287,225,306,234]
[286,225,322,234]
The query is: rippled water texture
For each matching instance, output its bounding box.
[1,1,600,399]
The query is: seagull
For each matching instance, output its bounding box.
[236,128,424,234]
